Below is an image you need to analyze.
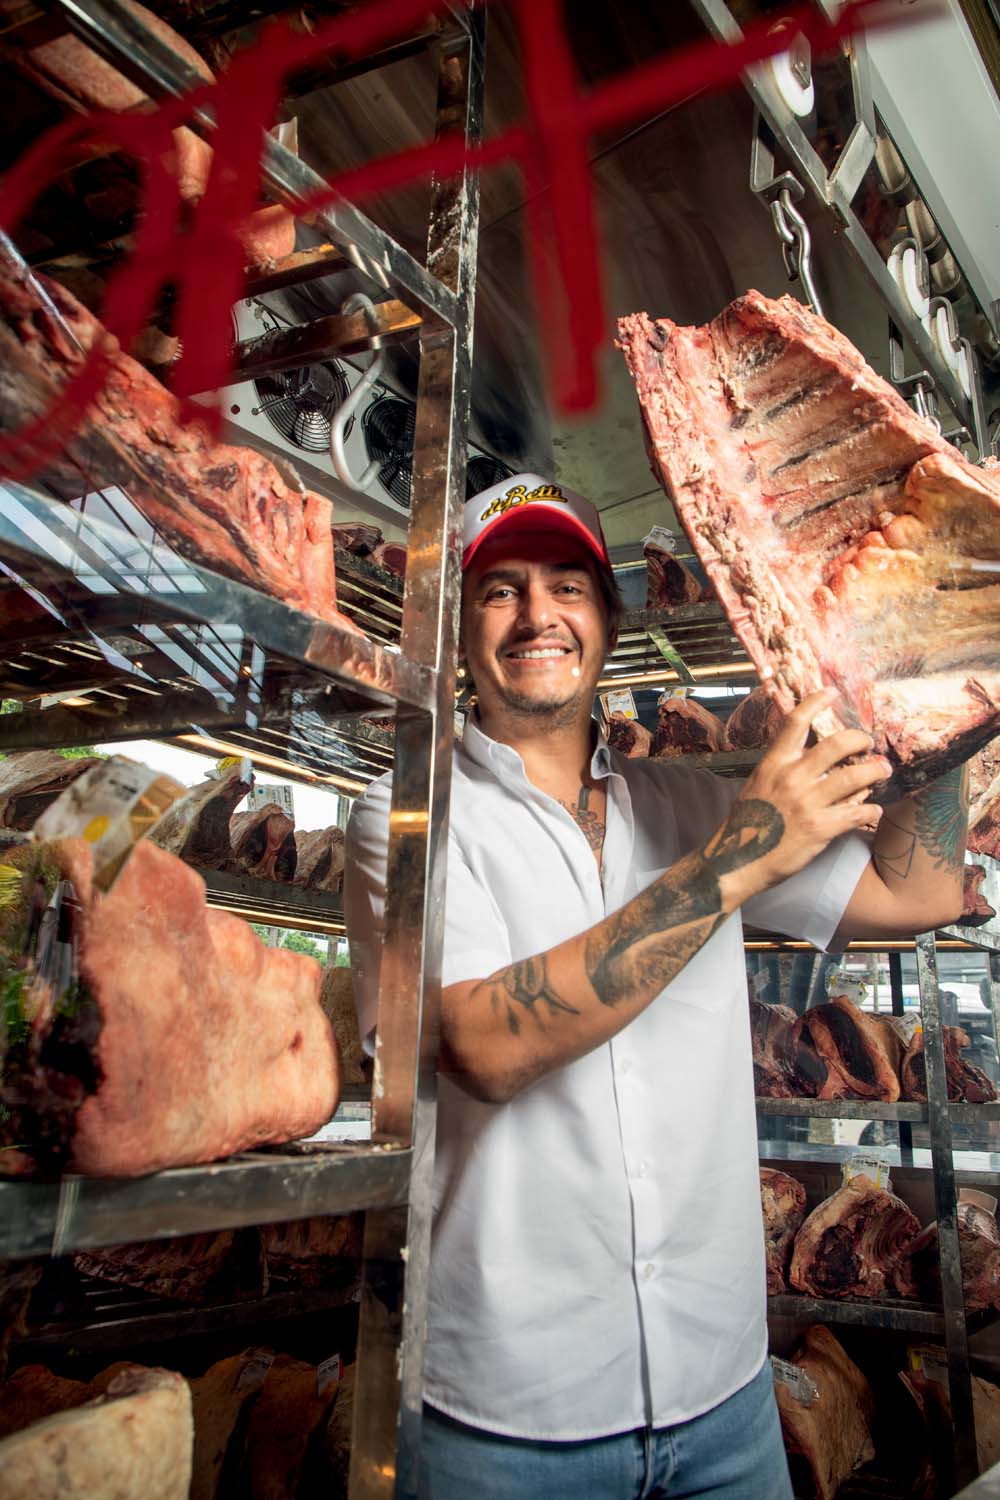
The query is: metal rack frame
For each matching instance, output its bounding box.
[0,3,484,1495]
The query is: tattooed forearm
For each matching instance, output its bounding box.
[585,799,784,1006]
[489,953,580,1037]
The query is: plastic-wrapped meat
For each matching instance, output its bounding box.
[724,685,785,750]
[606,713,652,759]
[789,1175,920,1299]
[0,751,103,831]
[0,838,340,1177]
[907,1194,1000,1312]
[149,764,252,870]
[774,1325,875,1500]
[0,272,361,633]
[292,825,346,892]
[760,1167,807,1294]
[961,863,996,926]
[901,1025,996,1102]
[650,697,728,757]
[0,1366,193,1500]
[230,803,297,882]
[794,996,903,1101]
[618,292,1000,800]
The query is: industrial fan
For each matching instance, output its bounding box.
[465,454,513,499]
[252,360,353,453]
[361,394,416,509]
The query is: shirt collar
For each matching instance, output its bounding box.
[462,714,613,781]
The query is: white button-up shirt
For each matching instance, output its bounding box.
[345,719,869,1441]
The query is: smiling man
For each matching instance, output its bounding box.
[345,473,967,1500]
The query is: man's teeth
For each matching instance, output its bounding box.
[509,648,569,659]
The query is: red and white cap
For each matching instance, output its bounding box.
[463,472,611,572]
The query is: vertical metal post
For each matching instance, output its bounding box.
[984,950,1000,1075]
[915,932,978,1489]
[888,952,913,1163]
[349,10,483,1500]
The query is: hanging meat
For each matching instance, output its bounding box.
[795,996,903,1101]
[774,1325,875,1500]
[968,772,1000,861]
[149,763,253,869]
[907,1193,1000,1312]
[901,1025,996,1102]
[0,751,103,832]
[750,999,802,1097]
[789,1174,920,1300]
[0,272,361,634]
[230,803,298,882]
[644,532,704,608]
[0,837,341,1177]
[618,292,1000,800]
[292,825,346,892]
[760,1167,807,1294]
[724,685,785,750]
[960,863,997,926]
[74,1228,269,1304]
[650,696,729,757]
[0,1366,193,1500]
[606,713,652,759]
[370,540,408,579]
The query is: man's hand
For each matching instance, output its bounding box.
[715,689,890,910]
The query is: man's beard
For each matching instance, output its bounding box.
[494,678,586,728]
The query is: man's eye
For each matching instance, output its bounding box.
[557,583,584,595]
[486,587,516,602]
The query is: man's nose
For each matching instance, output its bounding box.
[516,579,554,633]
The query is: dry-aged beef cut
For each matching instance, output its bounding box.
[320,964,371,1088]
[0,1261,44,1379]
[607,713,653,759]
[901,1025,996,1102]
[789,1175,920,1300]
[650,697,728,757]
[0,272,361,633]
[775,1325,875,1500]
[618,292,1000,799]
[187,1350,273,1500]
[796,997,903,1101]
[760,1167,807,1294]
[261,1215,363,1289]
[243,1354,339,1500]
[961,863,996,925]
[901,1360,1000,1482]
[371,541,408,579]
[0,837,340,1176]
[0,1364,91,1439]
[969,772,1000,861]
[750,999,801,1097]
[74,1228,268,1304]
[644,535,703,608]
[908,1193,1000,1311]
[969,742,1000,809]
[292,825,346,892]
[230,803,297,882]
[724,685,785,750]
[0,751,103,831]
[333,523,384,557]
[150,764,252,869]
[0,1365,192,1500]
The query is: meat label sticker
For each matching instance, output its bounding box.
[318,1353,343,1395]
[601,689,638,722]
[842,1151,892,1194]
[770,1357,819,1406]
[33,756,186,891]
[643,526,677,555]
[237,1348,276,1391]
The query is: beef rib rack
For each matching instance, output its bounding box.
[617,292,1000,799]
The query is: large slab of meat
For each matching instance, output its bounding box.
[901,1025,996,1102]
[901,1360,1000,1481]
[292,825,346,893]
[774,1325,875,1500]
[750,999,804,1097]
[0,1366,192,1500]
[261,1215,363,1289]
[0,751,103,831]
[230,803,298,882]
[969,772,1000,861]
[644,535,704,608]
[0,837,341,1176]
[149,764,253,869]
[618,292,1000,799]
[796,997,903,1102]
[760,1166,807,1294]
[606,714,652,759]
[0,272,361,633]
[75,1228,269,1303]
[908,1195,1000,1312]
[243,1354,339,1500]
[961,863,997,926]
[650,696,729,757]
[789,1175,920,1299]
[724,684,785,750]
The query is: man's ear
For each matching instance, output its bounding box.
[607,622,619,654]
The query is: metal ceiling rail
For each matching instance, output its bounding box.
[233,299,424,381]
[41,0,461,330]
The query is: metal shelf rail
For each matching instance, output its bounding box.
[0,2,485,1495]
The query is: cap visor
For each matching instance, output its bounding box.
[464,508,609,570]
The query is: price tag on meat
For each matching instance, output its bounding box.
[842,1151,892,1194]
[33,757,186,891]
[601,688,638,721]
[770,1357,819,1406]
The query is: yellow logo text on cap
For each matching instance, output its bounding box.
[479,482,568,523]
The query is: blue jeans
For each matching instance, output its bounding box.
[418,1362,793,1500]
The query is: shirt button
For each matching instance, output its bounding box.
[642,1263,655,1281]
[636,1161,648,1179]
[619,1059,632,1075]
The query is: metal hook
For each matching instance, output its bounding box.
[328,294,388,493]
[776,189,824,319]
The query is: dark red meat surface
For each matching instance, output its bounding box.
[650,697,728,757]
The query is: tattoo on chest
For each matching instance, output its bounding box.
[558,798,605,852]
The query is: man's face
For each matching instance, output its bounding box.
[460,530,611,725]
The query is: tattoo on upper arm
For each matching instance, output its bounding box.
[914,764,969,871]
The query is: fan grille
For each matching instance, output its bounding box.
[362,396,416,510]
[253,361,351,453]
[466,455,513,499]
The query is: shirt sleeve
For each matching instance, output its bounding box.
[711,774,872,952]
[344,776,512,1050]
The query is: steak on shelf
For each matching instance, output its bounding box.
[760,1166,807,1294]
[0,272,362,633]
[901,1026,997,1102]
[795,996,903,1102]
[0,838,340,1176]
[229,803,297,882]
[606,713,652,759]
[0,751,103,832]
[292,825,346,892]
[644,534,703,608]
[149,764,253,870]
[724,684,785,750]
[650,696,728,757]
[960,863,996,926]
[617,291,1000,799]
[774,1325,875,1500]
[74,1229,269,1304]
[907,1194,1000,1312]
[789,1174,920,1300]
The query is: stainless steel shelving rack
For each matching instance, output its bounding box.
[0,2,484,1494]
[755,921,1000,1494]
